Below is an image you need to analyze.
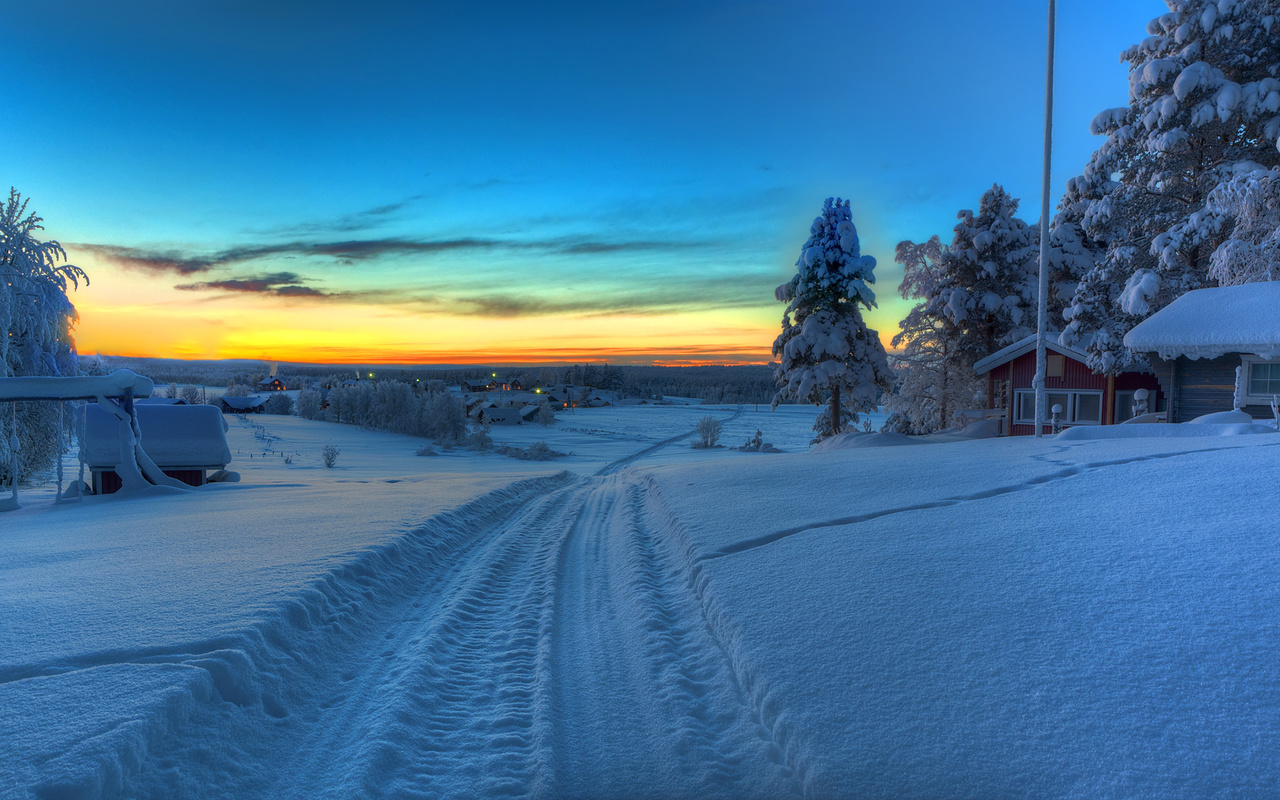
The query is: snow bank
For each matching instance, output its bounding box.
[1057,420,1276,440]
[810,431,923,451]
[1123,282,1280,360]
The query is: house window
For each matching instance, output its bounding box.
[1047,354,1065,378]
[1249,362,1280,397]
[1238,356,1280,404]
[1014,390,1103,425]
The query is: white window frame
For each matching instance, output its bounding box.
[1238,356,1280,406]
[1013,389,1104,426]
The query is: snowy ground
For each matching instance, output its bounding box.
[3,406,1279,799]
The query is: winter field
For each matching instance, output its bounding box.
[3,405,1280,799]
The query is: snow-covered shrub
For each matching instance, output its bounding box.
[467,423,492,451]
[296,388,325,420]
[692,416,722,448]
[263,393,294,415]
[180,384,202,404]
[773,198,892,440]
[321,444,340,468]
[497,441,564,461]
[0,190,86,482]
[224,383,254,398]
[423,391,468,445]
[415,444,437,457]
[164,382,179,398]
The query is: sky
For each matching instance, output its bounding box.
[1,0,1166,367]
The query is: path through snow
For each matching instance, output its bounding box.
[131,470,797,799]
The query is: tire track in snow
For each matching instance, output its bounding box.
[272,478,591,799]
[595,406,742,476]
[703,440,1280,561]
[545,475,800,799]
[249,466,797,799]
[120,462,797,798]
[635,476,809,798]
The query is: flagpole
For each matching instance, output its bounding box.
[1034,0,1056,437]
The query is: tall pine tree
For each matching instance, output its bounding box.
[773,198,891,441]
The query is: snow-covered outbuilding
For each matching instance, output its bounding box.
[219,395,267,414]
[974,334,1163,435]
[1124,282,1280,422]
[477,408,522,426]
[81,404,232,494]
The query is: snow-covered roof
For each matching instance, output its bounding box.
[80,404,232,469]
[479,408,522,424]
[973,334,1088,375]
[0,369,154,402]
[1124,282,1280,361]
[220,395,266,411]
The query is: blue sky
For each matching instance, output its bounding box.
[0,0,1165,364]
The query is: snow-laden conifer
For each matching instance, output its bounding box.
[925,185,1041,361]
[886,186,1044,432]
[772,198,891,441]
[1058,0,1280,372]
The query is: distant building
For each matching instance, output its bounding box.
[258,377,287,392]
[219,395,268,414]
[477,407,522,426]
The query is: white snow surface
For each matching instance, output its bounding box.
[4,407,1280,798]
[0,370,153,401]
[1123,281,1280,360]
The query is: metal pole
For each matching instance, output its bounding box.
[1034,0,1056,437]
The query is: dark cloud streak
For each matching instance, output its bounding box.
[74,234,720,276]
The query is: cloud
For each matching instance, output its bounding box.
[72,234,721,276]
[263,194,428,236]
[175,271,330,297]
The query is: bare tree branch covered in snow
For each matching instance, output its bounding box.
[692,416,722,448]
[1205,168,1280,285]
[772,198,892,442]
[0,190,86,482]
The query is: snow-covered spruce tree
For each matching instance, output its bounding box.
[886,185,1045,432]
[1058,0,1280,372]
[929,184,1041,361]
[883,235,982,433]
[773,198,892,441]
[0,190,87,483]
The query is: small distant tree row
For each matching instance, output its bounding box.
[297,381,468,444]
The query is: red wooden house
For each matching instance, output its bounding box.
[974,334,1163,436]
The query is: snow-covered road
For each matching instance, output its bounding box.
[274,472,791,799]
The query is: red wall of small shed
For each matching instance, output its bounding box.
[991,350,1162,436]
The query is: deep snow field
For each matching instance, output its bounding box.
[3,403,1280,799]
